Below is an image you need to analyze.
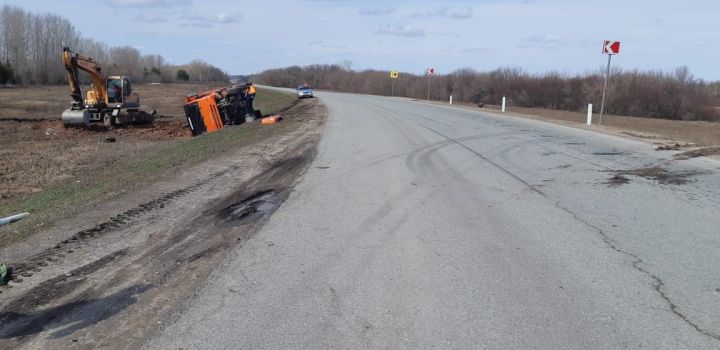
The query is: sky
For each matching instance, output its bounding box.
[5,0,720,80]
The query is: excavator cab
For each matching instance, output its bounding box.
[106,76,139,107]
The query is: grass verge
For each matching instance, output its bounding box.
[0,88,297,247]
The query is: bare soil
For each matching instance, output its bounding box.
[0,83,222,207]
[0,83,289,210]
[0,98,326,349]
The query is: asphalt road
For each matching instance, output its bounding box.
[145,92,720,349]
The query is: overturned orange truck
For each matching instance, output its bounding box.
[183,85,252,136]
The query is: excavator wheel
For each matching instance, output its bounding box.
[103,113,114,128]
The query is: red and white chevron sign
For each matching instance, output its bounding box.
[426,67,435,75]
[603,40,621,55]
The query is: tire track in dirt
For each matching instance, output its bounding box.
[0,98,327,349]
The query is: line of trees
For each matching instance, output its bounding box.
[256,64,720,121]
[0,5,227,85]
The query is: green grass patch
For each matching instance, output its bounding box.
[0,88,296,247]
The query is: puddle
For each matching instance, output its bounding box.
[217,190,282,225]
[564,142,585,145]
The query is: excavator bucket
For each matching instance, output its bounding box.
[61,109,90,127]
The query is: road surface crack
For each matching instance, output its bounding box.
[555,202,720,341]
[419,122,720,342]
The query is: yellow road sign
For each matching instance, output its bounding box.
[390,71,399,79]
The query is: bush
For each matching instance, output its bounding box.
[255,65,719,121]
[176,69,189,81]
[0,61,15,84]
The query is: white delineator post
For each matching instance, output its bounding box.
[587,103,593,125]
[449,95,453,105]
[501,96,506,112]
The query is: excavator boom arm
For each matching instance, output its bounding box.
[63,47,106,107]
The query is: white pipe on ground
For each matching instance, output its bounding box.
[0,212,29,226]
[501,96,506,112]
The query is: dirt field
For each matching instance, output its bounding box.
[0,96,326,348]
[0,84,297,241]
[0,82,227,120]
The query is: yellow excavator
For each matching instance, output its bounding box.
[61,46,154,127]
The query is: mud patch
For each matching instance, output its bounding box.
[593,151,625,156]
[6,250,128,307]
[606,175,630,187]
[673,147,720,160]
[655,143,694,151]
[620,131,661,139]
[0,282,151,340]
[217,190,282,225]
[607,166,708,186]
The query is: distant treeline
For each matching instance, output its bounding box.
[256,64,720,121]
[0,5,227,85]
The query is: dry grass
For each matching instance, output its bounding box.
[442,101,720,147]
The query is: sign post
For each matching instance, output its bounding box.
[599,40,620,125]
[390,70,399,96]
[425,67,435,101]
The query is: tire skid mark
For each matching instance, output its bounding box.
[418,122,720,342]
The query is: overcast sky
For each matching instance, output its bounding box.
[5,0,720,79]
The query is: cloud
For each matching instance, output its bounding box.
[411,6,473,19]
[523,35,564,44]
[449,7,473,19]
[133,14,169,23]
[307,41,348,50]
[460,47,495,53]
[359,6,396,16]
[107,0,191,6]
[517,35,566,50]
[374,23,425,37]
[180,22,212,28]
[181,12,243,24]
